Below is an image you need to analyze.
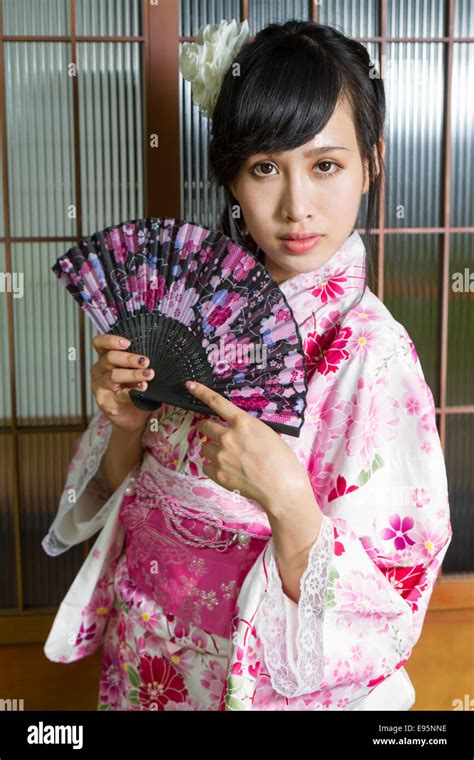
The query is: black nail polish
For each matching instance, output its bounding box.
[138,357,145,365]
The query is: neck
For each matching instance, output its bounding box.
[263,254,298,285]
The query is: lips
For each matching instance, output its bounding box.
[280,232,322,240]
[280,234,323,254]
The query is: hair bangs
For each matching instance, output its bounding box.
[235,38,342,159]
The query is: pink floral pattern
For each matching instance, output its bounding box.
[52,218,307,437]
[44,230,452,711]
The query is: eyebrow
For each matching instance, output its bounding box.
[249,145,350,163]
[302,145,350,156]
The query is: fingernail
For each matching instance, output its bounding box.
[186,381,197,391]
[138,382,146,389]
[119,338,130,347]
[138,357,146,364]
[144,369,154,378]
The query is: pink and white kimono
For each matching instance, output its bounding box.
[42,229,453,711]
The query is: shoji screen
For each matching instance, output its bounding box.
[0,0,146,630]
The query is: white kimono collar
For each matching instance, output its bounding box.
[278,229,369,339]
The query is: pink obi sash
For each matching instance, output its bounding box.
[118,473,272,639]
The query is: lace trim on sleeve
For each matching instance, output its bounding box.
[256,513,334,698]
[41,411,114,556]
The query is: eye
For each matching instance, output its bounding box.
[251,161,277,177]
[315,160,341,178]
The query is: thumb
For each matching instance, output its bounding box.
[112,388,131,405]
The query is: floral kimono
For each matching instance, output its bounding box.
[42,229,452,711]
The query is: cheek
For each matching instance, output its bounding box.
[319,172,364,213]
[239,189,273,233]
[243,184,271,210]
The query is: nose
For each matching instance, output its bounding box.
[280,174,315,222]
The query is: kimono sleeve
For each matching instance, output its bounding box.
[254,350,453,700]
[42,409,118,556]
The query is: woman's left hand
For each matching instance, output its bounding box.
[187,380,312,519]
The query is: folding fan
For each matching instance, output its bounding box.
[52,217,308,437]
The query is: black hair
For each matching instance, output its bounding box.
[208,20,386,288]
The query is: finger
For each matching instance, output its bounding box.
[101,350,152,370]
[201,461,219,483]
[90,362,106,382]
[185,381,243,425]
[200,441,219,462]
[194,418,227,442]
[91,358,120,381]
[94,387,119,417]
[123,380,149,391]
[108,367,155,385]
[92,333,131,357]
[112,387,132,405]
[101,375,150,392]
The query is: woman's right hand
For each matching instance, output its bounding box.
[91,334,156,433]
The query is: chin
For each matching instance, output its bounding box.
[280,253,323,271]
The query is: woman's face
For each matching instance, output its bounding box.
[230,97,383,284]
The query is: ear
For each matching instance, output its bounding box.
[362,138,385,195]
[379,137,386,160]
[362,158,370,195]
[373,137,385,174]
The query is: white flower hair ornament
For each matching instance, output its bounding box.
[179,19,250,119]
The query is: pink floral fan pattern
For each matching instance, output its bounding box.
[52,217,308,437]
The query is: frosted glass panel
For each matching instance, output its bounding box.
[382,234,442,403]
[249,0,311,33]
[4,42,76,238]
[179,42,225,227]
[76,0,143,36]
[12,243,82,425]
[318,0,378,37]
[180,0,380,38]
[0,245,12,425]
[0,141,4,237]
[2,0,69,35]
[0,433,16,609]
[384,43,444,228]
[450,44,474,228]
[387,0,446,37]
[19,431,87,607]
[85,316,102,419]
[448,234,474,406]
[454,0,474,37]
[180,0,240,37]
[444,414,474,573]
[76,42,145,235]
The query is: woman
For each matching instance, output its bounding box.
[42,19,452,711]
